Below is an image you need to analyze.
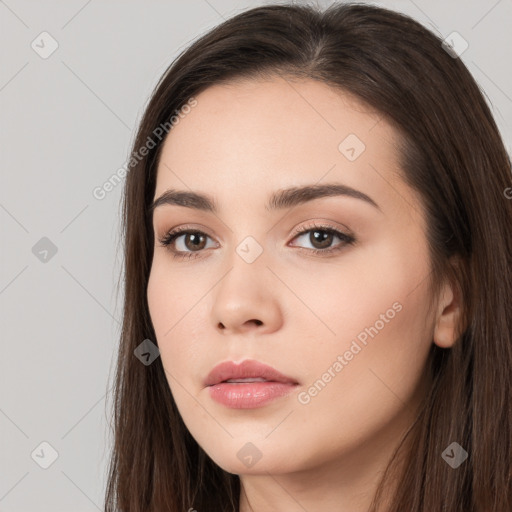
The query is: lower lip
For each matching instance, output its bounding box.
[208,381,298,409]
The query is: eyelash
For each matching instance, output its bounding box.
[157,222,356,261]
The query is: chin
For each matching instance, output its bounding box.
[201,440,302,476]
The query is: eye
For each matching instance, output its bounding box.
[158,227,217,260]
[289,222,355,256]
[157,222,356,260]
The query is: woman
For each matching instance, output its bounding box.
[104,2,512,511]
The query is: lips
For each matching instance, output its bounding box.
[204,359,298,387]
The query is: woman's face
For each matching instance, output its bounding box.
[147,77,446,477]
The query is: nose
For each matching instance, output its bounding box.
[210,253,283,336]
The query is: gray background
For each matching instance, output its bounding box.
[1,0,511,510]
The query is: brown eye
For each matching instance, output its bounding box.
[290,224,355,255]
[181,232,207,251]
[308,230,335,249]
[158,229,216,260]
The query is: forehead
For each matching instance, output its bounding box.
[154,77,409,216]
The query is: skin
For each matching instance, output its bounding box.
[147,77,462,511]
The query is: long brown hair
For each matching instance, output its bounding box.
[103,2,512,510]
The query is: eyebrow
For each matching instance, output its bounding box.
[149,183,381,214]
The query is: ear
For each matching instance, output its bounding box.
[433,264,464,349]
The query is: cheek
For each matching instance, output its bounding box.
[146,259,209,378]
[147,265,216,447]
[147,256,200,334]
[147,265,171,341]
[303,272,433,428]
[282,286,433,474]
[290,237,434,413]
[290,273,433,405]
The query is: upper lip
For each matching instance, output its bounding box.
[204,359,299,387]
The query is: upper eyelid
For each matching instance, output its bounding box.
[163,222,347,235]
[291,221,351,236]
[160,222,351,244]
